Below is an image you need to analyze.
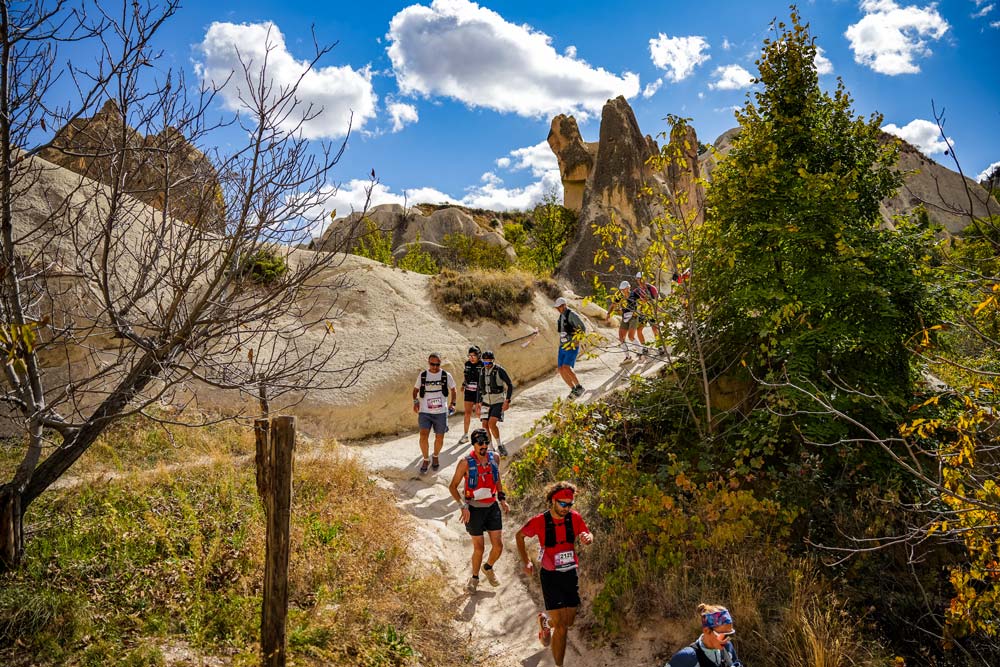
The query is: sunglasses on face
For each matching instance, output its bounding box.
[713,630,735,640]
[429,361,440,367]
[483,360,494,364]
[556,500,573,508]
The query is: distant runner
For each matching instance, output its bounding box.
[457,346,484,445]
[665,604,742,667]
[476,350,514,457]
[633,272,661,347]
[412,352,456,474]
[449,428,509,593]
[605,280,641,364]
[516,481,593,667]
[553,297,586,399]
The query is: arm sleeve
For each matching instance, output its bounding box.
[500,367,514,400]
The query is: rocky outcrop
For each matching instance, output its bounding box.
[552,96,706,292]
[39,100,224,230]
[547,115,597,213]
[703,127,999,234]
[314,203,515,263]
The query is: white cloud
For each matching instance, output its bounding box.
[648,34,711,82]
[195,21,377,139]
[973,3,995,17]
[844,0,949,75]
[708,64,754,90]
[387,0,639,119]
[993,19,1000,27]
[388,102,419,132]
[815,46,834,75]
[722,38,732,51]
[501,141,560,177]
[976,161,1000,183]
[481,171,502,185]
[882,118,951,154]
[642,78,663,98]
[495,157,511,169]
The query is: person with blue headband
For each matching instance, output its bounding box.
[665,603,743,666]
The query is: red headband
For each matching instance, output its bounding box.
[552,488,575,502]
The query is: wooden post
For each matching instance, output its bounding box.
[255,416,296,667]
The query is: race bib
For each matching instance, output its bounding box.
[559,332,568,343]
[554,550,576,569]
[472,487,493,501]
[622,312,633,322]
[466,382,477,392]
[427,396,444,410]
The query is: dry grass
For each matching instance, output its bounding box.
[430,268,535,324]
[0,417,466,667]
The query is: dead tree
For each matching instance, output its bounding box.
[0,1,384,569]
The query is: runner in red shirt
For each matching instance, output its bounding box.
[515,481,593,667]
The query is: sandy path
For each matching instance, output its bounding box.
[347,338,667,667]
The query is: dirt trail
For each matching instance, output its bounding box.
[347,339,668,667]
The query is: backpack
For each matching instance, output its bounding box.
[466,452,500,490]
[559,309,586,338]
[689,641,737,667]
[419,370,450,398]
[542,510,576,548]
[483,364,507,394]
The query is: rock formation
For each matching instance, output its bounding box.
[314,203,515,264]
[39,100,224,230]
[550,96,706,292]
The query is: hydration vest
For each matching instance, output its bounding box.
[419,370,450,398]
[689,641,737,667]
[465,451,500,501]
[542,510,576,548]
[483,365,506,394]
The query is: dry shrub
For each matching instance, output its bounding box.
[534,277,562,300]
[430,268,534,324]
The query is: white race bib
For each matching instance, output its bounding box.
[559,332,568,343]
[466,382,477,392]
[472,487,493,501]
[554,550,576,569]
[427,396,444,410]
[622,311,633,322]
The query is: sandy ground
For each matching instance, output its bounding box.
[348,334,672,667]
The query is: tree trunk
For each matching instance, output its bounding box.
[0,485,24,571]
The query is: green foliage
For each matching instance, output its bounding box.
[351,217,394,265]
[694,10,937,441]
[430,268,533,324]
[502,192,576,275]
[441,233,511,271]
[234,248,289,285]
[396,234,439,275]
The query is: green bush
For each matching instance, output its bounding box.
[430,268,534,324]
[441,233,511,271]
[351,217,394,265]
[396,235,439,275]
[234,248,289,285]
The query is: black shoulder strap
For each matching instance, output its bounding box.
[419,370,427,397]
[690,642,717,667]
[564,511,576,545]
[543,511,557,549]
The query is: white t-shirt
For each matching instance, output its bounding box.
[414,369,454,414]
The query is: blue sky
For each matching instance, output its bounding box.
[65,1,1000,229]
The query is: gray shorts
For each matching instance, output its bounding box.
[621,314,641,331]
[418,411,449,434]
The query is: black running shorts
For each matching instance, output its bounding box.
[540,567,580,610]
[465,502,502,536]
[482,402,504,422]
[464,389,478,404]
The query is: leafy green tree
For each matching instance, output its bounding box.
[694,9,935,437]
[530,192,577,274]
[397,234,439,275]
[352,217,394,265]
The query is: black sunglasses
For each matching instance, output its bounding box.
[556,500,573,508]
[428,361,440,366]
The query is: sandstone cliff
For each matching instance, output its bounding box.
[39,100,224,230]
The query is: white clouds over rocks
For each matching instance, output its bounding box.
[844,0,949,75]
[386,0,638,118]
[648,34,711,82]
[882,118,951,154]
[388,102,419,132]
[977,161,1000,183]
[708,64,754,90]
[196,21,377,139]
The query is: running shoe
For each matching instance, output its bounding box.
[483,567,500,587]
[419,459,430,475]
[431,455,440,471]
[465,576,479,594]
[457,433,470,445]
[497,443,509,457]
[621,356,634,365]
[570,385,584,398]
[537,612,551,647]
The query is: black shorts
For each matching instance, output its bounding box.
[465,502,502,536]
[540,567,580,610]
[464,390,478,404]
[482,403,505,422]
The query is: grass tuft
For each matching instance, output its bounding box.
[430,268,535,324]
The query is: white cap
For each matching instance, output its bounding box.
[553,297,567,308]
[635,271,644,279]
[619,280,631,290]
